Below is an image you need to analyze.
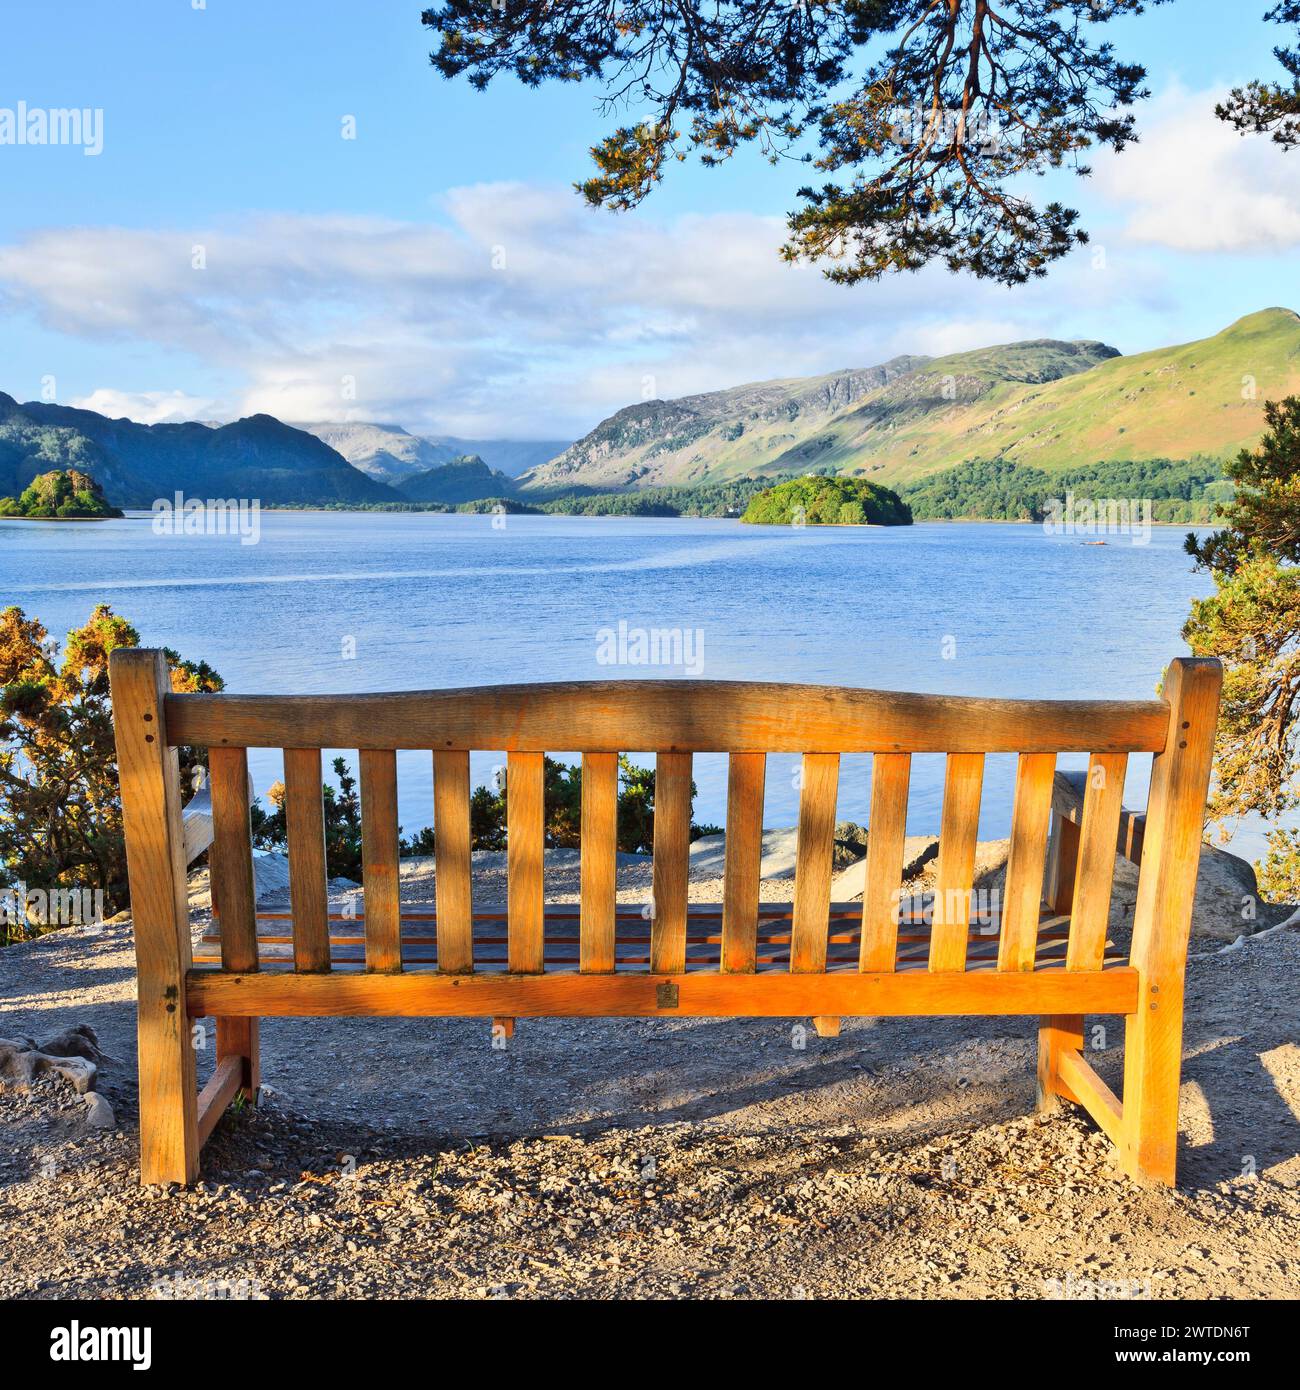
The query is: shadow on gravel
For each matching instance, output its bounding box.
[1179,1036,1300,1189]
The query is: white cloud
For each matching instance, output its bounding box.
[1098,84,1300,253]
[0,185,1155,438]
[69,387,222,424]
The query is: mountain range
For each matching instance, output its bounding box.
[295,421,567,483]
[2,308,1297,513]
[518,308,1300,493]
[0,395,551,508]
[0,395,396,507]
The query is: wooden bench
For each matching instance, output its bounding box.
[109,650,1221,1188]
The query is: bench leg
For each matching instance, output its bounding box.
[1118,1003,1181,1186]
[137,978,200,1187]
[1036,1014,1083,1112]
[216,1017,260,1103]
[811,1016,841,1038]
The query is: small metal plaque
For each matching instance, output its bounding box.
[656,981,679,1009]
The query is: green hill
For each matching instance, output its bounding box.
[519,341,1116,492]
[519,310,1300,498]
[859,308,1300,487]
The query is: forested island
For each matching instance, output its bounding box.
[0,469,123,519]
[740,475,912,526]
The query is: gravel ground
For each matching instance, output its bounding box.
[0,856,1297,1301]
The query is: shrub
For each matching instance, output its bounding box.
[0,605,221,937]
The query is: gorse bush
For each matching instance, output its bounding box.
[1257,829,1300,905]
[0,604,221,936]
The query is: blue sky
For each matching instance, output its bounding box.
[0,0,1297,438]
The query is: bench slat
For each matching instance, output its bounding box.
[283,748,331,973]
[720,752,765,972]
[507,752,545,973]
[859,752,911,972]
[359,749,402,973]
[208,747,258,974]
[791,753,840,972]
[433,750,473,973]
[998,752,1056,972]
[1067,753,1129,971]
[930,753,984,972]
[580,752,618,973]
[166,682,1170,753]
[651,752,692,974]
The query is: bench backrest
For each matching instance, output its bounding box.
[111,653,1222,986]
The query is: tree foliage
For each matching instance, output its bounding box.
[423,0,1168,284]
[1183,398,1300,894]
[254,757,366,883]
[1216,1,1300,148]
[1185,397,1300,576]
[0,606,222,932]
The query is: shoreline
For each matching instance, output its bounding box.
[0,513,119,522]
[98,508,1213,529]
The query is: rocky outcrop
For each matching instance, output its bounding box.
[0,1024,115,1127]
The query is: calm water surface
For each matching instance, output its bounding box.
[5,512,1231,851]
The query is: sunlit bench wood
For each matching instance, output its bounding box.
[110,653,1220,1188]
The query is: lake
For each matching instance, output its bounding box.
[5,511,1248,854]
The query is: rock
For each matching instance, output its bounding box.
[83,1092,116,1129]
[251,852,291,903]
[829,837,940,899]
[189,852,321,909]
[835,821,870,851]
[1191,843,1279,939]
[34,1024,111,1065]
[832,821,870,868]
[0,1038,97,1093]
